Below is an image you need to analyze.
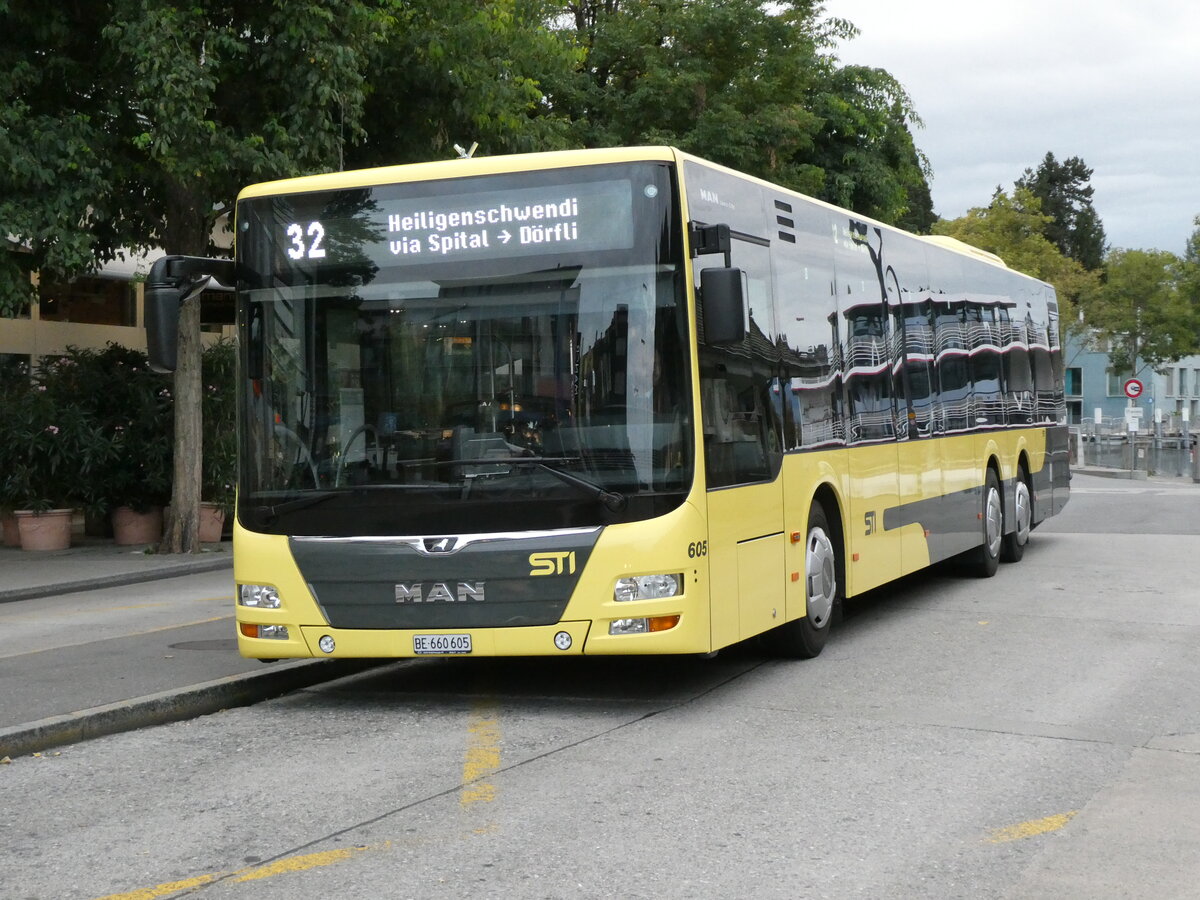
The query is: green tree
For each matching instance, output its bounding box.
[1083,248,1198,376]
[806,63,934,231]
[933,187,1099,335]
[1015,152,1107,270]
[549,0,933,228]
[1,0,390,551]
[1181,215,1200,310]
[347,0,577,168]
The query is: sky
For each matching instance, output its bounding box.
[829,0,1200,255]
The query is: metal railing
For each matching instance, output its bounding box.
[1072,424,1200,480]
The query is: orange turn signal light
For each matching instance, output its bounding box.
[648,615,681,632]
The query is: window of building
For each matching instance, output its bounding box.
[38,276,136,326]
[1065,367,1082,397]
[1106,368,1129,397]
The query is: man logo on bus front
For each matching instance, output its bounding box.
[396,582,485,603]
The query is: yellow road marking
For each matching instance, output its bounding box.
[94,842,386,899]
[460,700,502,809]
[95,873,220,899]
[987,811,1077,843]
[233,844,379,881]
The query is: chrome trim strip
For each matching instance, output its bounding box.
[292,526,602,555]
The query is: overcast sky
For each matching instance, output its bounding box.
[829,0,1200,255]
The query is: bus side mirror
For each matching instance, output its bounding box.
[143,256,237,373]
[145,281,184,373]
[701,267,746,345]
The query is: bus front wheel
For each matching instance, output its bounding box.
[766,503,840,659]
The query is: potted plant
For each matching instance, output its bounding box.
[0,358,114,550]
[201,339,237,542]
[0,361,30,546]
[83,345,174,544]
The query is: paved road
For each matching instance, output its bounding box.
[0,571,246,726]
[0,569,372,757]
[2,472,1198,899]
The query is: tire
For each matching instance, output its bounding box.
[766,503,840,659]
[970,468,1002,578]
[1001,464,1031,563]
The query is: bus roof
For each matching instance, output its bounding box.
[237,144,1033,285]
[236,146,681,201]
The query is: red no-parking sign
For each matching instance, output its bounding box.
[1123,378,1144,400]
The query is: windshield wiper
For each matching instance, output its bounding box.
[455,456,627,512]
[250,485,433,520]
[249,491,341,522]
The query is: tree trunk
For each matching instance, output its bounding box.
[158,181,211,554]
[160,296,203,553]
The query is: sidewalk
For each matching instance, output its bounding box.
[1072,464,1200,485]
[0,535,233,603]
[0,537,377,759]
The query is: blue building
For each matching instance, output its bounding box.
[1063,330,1200,435]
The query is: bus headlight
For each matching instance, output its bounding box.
[609,615,680,635]
[614,573,682,602]
[239,584,281,609]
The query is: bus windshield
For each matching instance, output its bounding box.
[234,162,691,536]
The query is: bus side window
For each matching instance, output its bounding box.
[697,242,782,487]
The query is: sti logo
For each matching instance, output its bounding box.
[529,551,577,577]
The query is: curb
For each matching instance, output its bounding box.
[0,556,233,604]
[0,657,385,760]
[1074,466,1197,484]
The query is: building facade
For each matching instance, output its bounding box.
[1064,330,1200,436]
[1,251,232,372]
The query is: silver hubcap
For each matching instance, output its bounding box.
[806,527,836,628]
[985,485,1003,558]
[1013,480,1031,546]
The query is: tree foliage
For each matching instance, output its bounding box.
[1082,248,1199,375]
[347,0,577,168]
[932,187,1098,335]
[2,0,391,551]
[2,0,944,549]
[1015,152,1107,270]
[548,0,934,229]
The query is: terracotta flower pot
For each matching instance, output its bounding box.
[111,506,164,546]
[15,509,74,551]
[2,514,20,548]
[200,503,226,543]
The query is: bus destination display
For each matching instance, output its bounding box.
[279,177,636,269]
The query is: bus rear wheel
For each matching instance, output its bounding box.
[766,503,839,659]
[969,469,1002,578]
[1001,464,1031,563]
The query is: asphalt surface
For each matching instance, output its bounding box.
[0,537,375,759]
[1,463,1195,761]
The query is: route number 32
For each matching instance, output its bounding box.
[286,221,327,260]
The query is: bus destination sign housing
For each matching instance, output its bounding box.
[265,176,638,276]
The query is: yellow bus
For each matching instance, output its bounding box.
[145,146,1070,661]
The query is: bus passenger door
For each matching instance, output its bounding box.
[697,247,786,647]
